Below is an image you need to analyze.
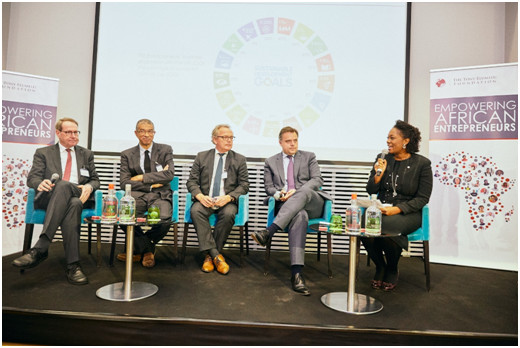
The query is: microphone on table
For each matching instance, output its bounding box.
[376,150,389,176]
[35,173,60,201]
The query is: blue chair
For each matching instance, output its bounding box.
[181,192,249,266]
[107,177,180,266]
[407,205,431,291]
[22,187,101,268]
[264,196,333,277]
[363,204,431,291]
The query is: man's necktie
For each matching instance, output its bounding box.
[212,153,224,197]
[144,150,151,173]
[63,148,72,181]
[287,155,295,190]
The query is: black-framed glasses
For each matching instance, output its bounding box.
[137,129,156,135]
[216,136,235,141]
[61,131,80,136]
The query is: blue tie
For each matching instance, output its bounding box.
[212,153,224,197]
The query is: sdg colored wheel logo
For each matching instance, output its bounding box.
[214,18,335,137]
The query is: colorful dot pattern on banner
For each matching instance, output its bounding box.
[434,151,516,231]
[2,156,30,229]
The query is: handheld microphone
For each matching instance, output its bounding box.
[376,149,389,176]
[35,173,60,201]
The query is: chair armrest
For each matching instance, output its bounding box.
[94,190,104,216]
[266,196,276,227]
[172,190,179,223]
[421,205,430,240]
[184,192,193,223]
[322,199,333,221]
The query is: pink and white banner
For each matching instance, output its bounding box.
[429,63,518,271]
[2,71,59,256]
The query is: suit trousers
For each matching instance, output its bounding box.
[273,187,325,265]
[120,191,172,254]
[34,180,84,265]
[190,201,237,253]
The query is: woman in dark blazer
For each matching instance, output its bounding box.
[361,120,433,291]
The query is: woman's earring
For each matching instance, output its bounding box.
[403,143,407,149]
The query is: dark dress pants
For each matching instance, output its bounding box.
[190,201,237,253]
[34,180,85,265]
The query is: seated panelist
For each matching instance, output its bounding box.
[252,126,331,296]
[361,120,432,291]
[186,124,249,275]
[12,118,100,285]
[118,119,175,268]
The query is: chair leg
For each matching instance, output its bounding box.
[327,232,333,278]
[181,223,189,264]
[23,224,35,254]
[423,240,431,291]
[173,223,178,262]
[96,223,102,267]
[317,232,321,262]
[239,226,244,267]
[245,222,249,255]
[109,225,118,267]
[264,241,271,276]
[88,223,92,255]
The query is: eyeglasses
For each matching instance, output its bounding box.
[216,136,235,141]
[61,131,80,136]
[137,129,156,135]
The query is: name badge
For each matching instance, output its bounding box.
[155,163,164,172]
[222,171,228,179]
[80,168,90,177]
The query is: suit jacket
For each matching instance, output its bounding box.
[263,150,331,203]
[186,149,249,201]
[366,153,433,215]
[27,143,100,202]
[120,142,175,201]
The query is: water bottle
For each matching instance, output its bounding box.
[346,193,361,234]
[365,194,382,235]
[118,184,136,224]
[102,183,118,223]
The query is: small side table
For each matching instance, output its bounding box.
[87,218,159,302]
[315,223,397,315]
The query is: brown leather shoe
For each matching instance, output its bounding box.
[213,254,229,275]
[201,254,214,273]
[142,252,155,268]
[117,253,142,262]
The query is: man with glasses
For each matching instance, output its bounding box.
[186,124,249,274]
[118,119,175,268]
[12,118,100,285]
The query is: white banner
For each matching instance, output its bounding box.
[429,63,518,271]
[2,71,59,256]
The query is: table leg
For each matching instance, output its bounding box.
[96,224,158,302]
[320,235,383,315]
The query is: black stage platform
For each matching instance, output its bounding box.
[3,242,518,345]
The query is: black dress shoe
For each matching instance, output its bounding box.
[67,264,89,285]
[291,273,310,296]
[12,248,48,269]
[251,229,270,246]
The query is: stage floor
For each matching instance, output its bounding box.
[3,242,518,345]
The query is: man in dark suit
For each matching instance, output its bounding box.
[251,126,331,295]
[12,118,100,285]
[186,124,249,275]
[118,119,175,268]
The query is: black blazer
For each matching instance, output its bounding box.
[366,153,433,215]
[27,143,100,202]
[186,149,249,201]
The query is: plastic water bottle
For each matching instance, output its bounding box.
[365,194,382,235]
[102,183,118,223]
[346,193,362,234]
[118,184,135,224]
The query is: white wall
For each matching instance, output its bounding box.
[3,2,517,154]
[4,2,96,147]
